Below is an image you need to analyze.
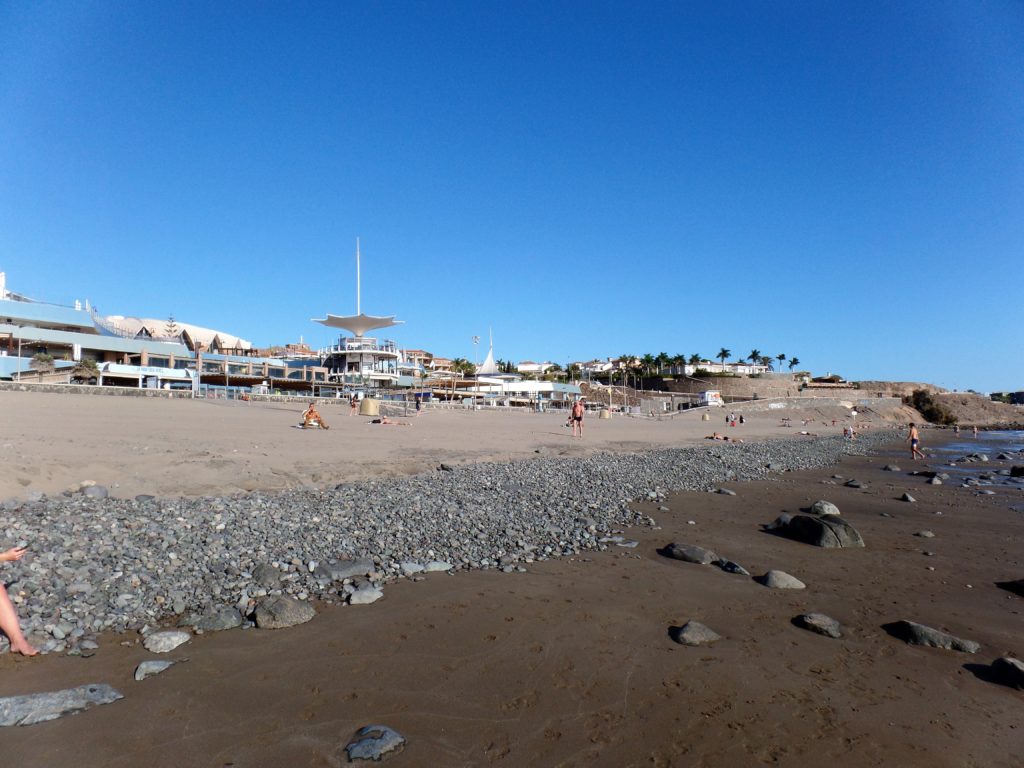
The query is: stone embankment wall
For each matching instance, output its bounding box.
[653,376,808,400]
[0,381,195,399]
[645,377,945,402]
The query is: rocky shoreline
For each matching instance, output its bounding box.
[1,432,901,655]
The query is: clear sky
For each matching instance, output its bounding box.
[1,2,1021,391]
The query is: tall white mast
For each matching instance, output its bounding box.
[356,237,361,316]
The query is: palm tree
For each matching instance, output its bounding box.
[654,352,670,375]
[688,353,701,366]
[450,357,474,376]
[759,354,773,370]
[747,349,761,364]
[71,358,101,383]
[776,353,786,371]
[640,353,656,377]
[567,363,581,381]
[717,347,731,370]
[30,353,55,381]
[788,356,800,371]
[670,354,685,374]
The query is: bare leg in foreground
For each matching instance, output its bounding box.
[1,547,39,655]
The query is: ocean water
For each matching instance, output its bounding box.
[922,430,1024,511]
[932,429,1024,460]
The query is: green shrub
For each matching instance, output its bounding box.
[905,389,957,425]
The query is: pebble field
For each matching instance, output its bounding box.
[1,431,900,654]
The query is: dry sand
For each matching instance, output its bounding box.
[1,391,1021,767]
[0,389,914,500]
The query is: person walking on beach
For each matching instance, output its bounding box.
[908,422,925,460]
[973,425,979,438]
[1,546,38,656]
[349,394,359,416]
[570,397,585,438]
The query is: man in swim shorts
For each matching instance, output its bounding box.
[908,422,924,460]
[570,398,585,438]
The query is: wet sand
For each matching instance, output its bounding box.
[2,444,1022,767]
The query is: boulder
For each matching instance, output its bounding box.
[757,570,805,589]
[991,657,1024,689]
[884,620,979,653]
[660,543,718,565]
[135,660,180,681]
[196,605,243,632]
[143,630,191,653]
[716,559,750,576]
[1010,466,1024,478]
[0,684,123,727]
[901,493,916,503]
[844,479,867,489]
[809,500,840,516]
[669,620,721,646]
[763,514,865,549]
[793,612,842,638]
[253,595,315,629]
[349,585,384,605]
[882,465,901,472]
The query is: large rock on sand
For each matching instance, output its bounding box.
[763,513,864,548]
[809,500,841,516]
[0,684,123,726]
[884,620,979,653]
[670,620,721,646]
[659,543,718,565]
[254,595,315,629]
[991,657,1024,689]
[757,570,805,589]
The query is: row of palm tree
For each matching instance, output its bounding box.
[613,350,801,378]
[443,351,802,381]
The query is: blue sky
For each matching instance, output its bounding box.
[1,2,1021,391]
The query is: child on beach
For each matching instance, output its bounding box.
[1,546,38,656]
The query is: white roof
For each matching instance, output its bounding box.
[104,316,253,350]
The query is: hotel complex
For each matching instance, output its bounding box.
[0,270,581,407]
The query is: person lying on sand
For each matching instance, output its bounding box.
[1,546,38,656]
[703,432,743,442]
[798,430,818,436]
[302,403,328,430]
[369,417,410,426]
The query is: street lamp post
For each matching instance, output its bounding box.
[16,326,22,381]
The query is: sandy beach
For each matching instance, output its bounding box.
[1,391,1022,767]
[0,389,914,500]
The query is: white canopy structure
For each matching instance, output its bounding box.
[313,312,402,338]
[312,238,403,338]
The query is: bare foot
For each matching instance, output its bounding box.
[10,641,39,656]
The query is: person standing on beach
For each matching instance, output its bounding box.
[973,425,979,438]
[1,546,38,656]
[908,422,925,460]
[570,398,585,438]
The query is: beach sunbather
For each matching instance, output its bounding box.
[1,546,38,656]
[370,416,410,426]
[302,403,328,429]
